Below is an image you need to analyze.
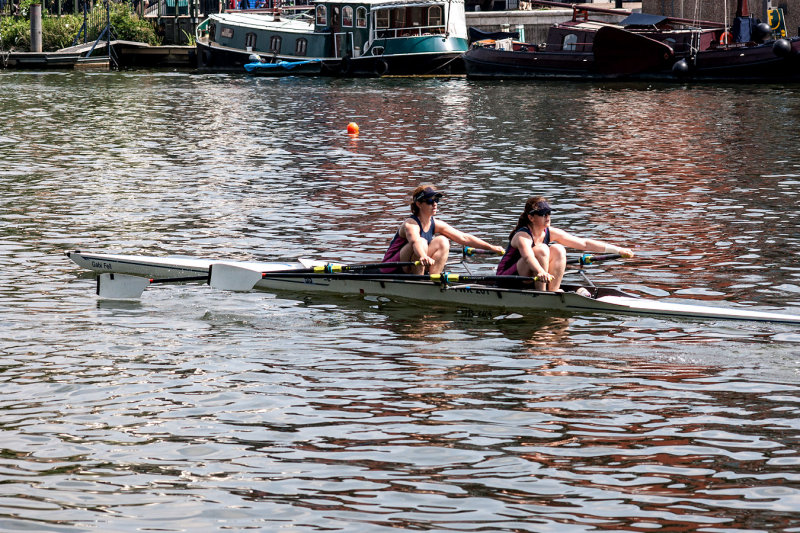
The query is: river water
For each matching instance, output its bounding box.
[1,71,800,531]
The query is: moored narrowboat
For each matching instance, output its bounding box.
[196,0,468,76]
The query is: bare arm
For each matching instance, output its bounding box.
[549,227,634,258]
[402,219,435,267]
[436,221,505,255]
[513,231,551,280]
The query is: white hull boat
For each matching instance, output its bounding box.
[66,251,800,325]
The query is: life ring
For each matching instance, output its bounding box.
[373,59,389,77]
[720,31,733,45]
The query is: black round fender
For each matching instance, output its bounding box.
[773,39,793,58]
[671,58,690,77]
[373,58,389,77]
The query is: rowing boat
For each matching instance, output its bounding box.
[65,250,800,325]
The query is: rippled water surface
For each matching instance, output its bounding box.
[2,71,800,532]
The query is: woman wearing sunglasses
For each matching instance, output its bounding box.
[382,185,505,274]
[497,196,634,291]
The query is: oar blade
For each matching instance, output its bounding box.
[209,263,264,292]
[96,273,151,299]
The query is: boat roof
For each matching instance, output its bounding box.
[210,11,313,31]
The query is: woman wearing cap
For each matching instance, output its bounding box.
[382,185,505,275]
[497,196,634,291]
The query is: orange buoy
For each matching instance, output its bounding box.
[720,31,734,45]
[347,122,359,135]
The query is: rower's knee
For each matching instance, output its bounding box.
[550,244,566,265]
[431,235,450,256]
[533,243,550,263]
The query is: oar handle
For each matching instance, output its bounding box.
[567,253,621,266]
[462,247,504,257]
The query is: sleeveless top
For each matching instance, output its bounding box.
[496,226,550,275]
[381,215,436,270]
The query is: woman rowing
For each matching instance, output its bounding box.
[382,185,505,274]
[497,196,634,291]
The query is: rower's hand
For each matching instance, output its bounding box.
[535,270,553,282]
[491,245,505,255]
[619,248,634,258]
[419,255,435,267]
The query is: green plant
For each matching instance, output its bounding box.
[181,29,196,46]
[109,3,160,45]
[0,16,31,50]
[42,14,82,50]
[0,1,162,51]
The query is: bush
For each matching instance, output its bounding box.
[0,16,32,50]
[109,3,160,45]
[0,1,161,51]
[42,14,83,50]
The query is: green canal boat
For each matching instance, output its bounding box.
[196,0,468,76]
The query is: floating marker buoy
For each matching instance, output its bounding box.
[347,122,359,135]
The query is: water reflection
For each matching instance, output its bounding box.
[2,72,800,531]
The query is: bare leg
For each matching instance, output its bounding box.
[427,236,451,274]
[547,244,566,291]
[395,241,427,274]
[532,244,550,291]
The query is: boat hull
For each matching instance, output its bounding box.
[464,37,800,82]
[66,251,800,324]
[198,39,464,76]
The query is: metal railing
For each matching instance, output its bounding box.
[375,24,446,39]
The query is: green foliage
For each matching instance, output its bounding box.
[0,1,161,51]
[0,16,31,50]
[42,15,82,50]
[109,3,160,45]
[181,29,195,46]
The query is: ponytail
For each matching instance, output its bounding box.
[509,196,548,241]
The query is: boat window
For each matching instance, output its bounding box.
[315,4,326,25]
[428,5,442,26]
[376,9,389,28]
[356,7,367,27]
[391,7,405,28]
[342,6,353,27]
[209,22,216,42]
[295,38,308,56]
[270,35,282,52]
[245,32,256,48]
[563,33,578,51]
[221,27,234,38]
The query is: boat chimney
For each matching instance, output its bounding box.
[736,0,749,17]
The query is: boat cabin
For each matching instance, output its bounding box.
[204,0,464,61]
[313,0,461,58]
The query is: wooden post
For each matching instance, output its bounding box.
[30,3,42,52]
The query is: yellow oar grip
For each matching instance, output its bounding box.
[430,274,461,283]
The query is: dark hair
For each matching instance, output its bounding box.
[509,196,547,241]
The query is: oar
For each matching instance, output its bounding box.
[210,263,543,292]
[306,261,419,272]
[462,247,504,257]
[567,253,621,266]
[96,273,208,299]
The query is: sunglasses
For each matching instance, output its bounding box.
[529,209,551,217]
[423,197,441,205]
